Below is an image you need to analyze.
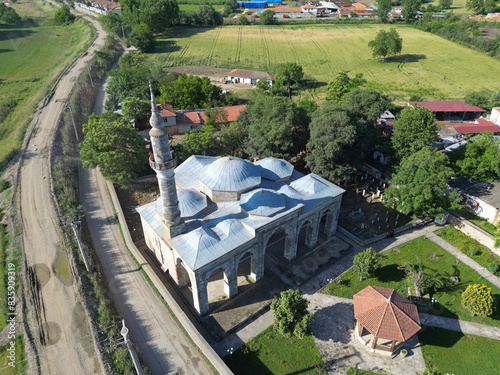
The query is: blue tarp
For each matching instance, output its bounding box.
[267,0,282,3]
[237,1,267,8]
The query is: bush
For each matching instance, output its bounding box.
[353,247,380,281]
[271,289,313,338]
[487,262,499,274]
[461,284,494,317]
[0,180,9,193]
[469,248,478,257]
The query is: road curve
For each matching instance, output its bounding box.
[19,13,107,375]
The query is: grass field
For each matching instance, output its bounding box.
[324,236,500,327]
[224,326,323,375]
[0,0,93,169]
[149,24,500,103]
[179,4,224,13]
[0,336,27,375]
[419,327,500,375]
[436,226,500,275]
[458,210,497,235]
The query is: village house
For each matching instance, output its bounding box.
[226,69,274,86]
[74,0,121,15]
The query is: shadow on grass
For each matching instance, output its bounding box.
[0,28,36,43]
[418,326,462,348]
[374,264,406,282]
[386,54,427,63]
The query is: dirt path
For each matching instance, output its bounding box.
[19,11,107,375]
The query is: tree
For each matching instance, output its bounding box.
[256,78,270,93]
[239,14,248,25]
[218,121,248,158]
[106,65,150,110]
[384,148,458,217]
[455,133,500,182]
[0,3,21,25]
[271,289,313,338]
[196,5,223,26]
[158,74,222,110]
[178,123,219,160]
[306,103,359,182]
[54,4,75,25]
[298,97,318,117]
[398,254,445,297]
[260,9,276,25]
[129,23,155,53]
[325,71,366,104]
[439,0,453,9]
[461,284,494,317]
[391,105,437,164]
[466,0,485,14]
[401,0,422,23]
[343,88,389,128]
[464,90,491,111]
[274,63,304,98]
[484,0,499,13]
[80,113,148,187]
[121,0,179,33]
[375,0,393,23]
[121,97,149,124]
[353,248,380,281]
[244,96,309,160]
[368,28,403,61]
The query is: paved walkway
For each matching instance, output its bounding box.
[427,232,500,289]
[420,313,500,340]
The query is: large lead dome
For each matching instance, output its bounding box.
[199,156,260,193]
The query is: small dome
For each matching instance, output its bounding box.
[290,175,328,195]
[254,158,294,181]
[183,228,220,252]
[199,156,260,193]
[178,188,207,218]
[214,219,247,239]
[240,188,286,217]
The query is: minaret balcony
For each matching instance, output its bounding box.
[149,155,177,171]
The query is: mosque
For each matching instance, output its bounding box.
[137,87,345,315]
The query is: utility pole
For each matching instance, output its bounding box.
[121,24,126,40]
[70,221,91,272]
[68,105,79,143]
[86,60,94,87]
[121,320,145,375]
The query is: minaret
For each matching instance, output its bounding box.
[148,82,185,238]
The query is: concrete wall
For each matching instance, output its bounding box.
[471,198,499,224]
[108,181,234,375]
[448,213,500,257]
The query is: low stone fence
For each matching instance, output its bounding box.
[106,181,233,375]
[448,213,500,257]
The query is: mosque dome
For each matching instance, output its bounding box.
[199,156,260,193]
[240,188,286,217]
[177,188,207,218]
[254,158,294,181]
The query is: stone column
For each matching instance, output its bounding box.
[193,275,209,315]
[284,225,298,260]
[251,250,264,282]
[223,267,238,299]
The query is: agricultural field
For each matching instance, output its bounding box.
[149,24,500,103]
[179,4,224,13]
[0,0,93,168]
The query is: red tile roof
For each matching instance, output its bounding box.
[410,101,486,113]
[354,286,421,342]
[302,4,317,8]
[157,103,175,118]
[199,105,247,123]
[271,7,303,12]
[176,111,202,125]
[449,119,500,134]
[352,2,371,11]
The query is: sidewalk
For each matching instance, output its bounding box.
[427,232,500,289]
[420,313,500,340]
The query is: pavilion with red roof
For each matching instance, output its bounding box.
[354,286,421,355]
[410,101,486,121]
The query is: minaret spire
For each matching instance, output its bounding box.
[148,81,185,238]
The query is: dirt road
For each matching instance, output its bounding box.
[19,14,107,375]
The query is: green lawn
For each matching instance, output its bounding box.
[0,0,93,168]
[458,211,497,235]
[324,236,500,326]
[437,226,500,275]
[224,326,323,375]
[0,335,27,375]
[148,24,500,103]
[179,4,224,13]
[419,327,500,375]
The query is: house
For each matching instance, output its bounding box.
[199,104,248,125]
[226,69,274,86]
[409,101,486,121]
[301,4,318,15]
[352,2,372,12]
[318,1,340,13]
[74,0,121,15]
[449,177,500,224]
[448,118,500,136]
[269,7,307,18]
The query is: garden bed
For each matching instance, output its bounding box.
[323,236,500,327]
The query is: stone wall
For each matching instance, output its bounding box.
[448,213,500,257]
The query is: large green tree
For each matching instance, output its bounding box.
[158,74,221,110]
[401,0,422,23]
[455,133,500,182]
[178,122,219,160]
[195,5,223,26]
[218,121,248,158]
[368,28,403,61]
[260,9,276,25]
[274,62,304,98]
[384,148,458,217]
[121,0,179,33]
[325,71,366,104]
[271,289,313,339]
[466,0,485,13]
[305,103,359,182]
[106,65,150,110]
[353,248,380,281]
[375,0,393,23]
[391,105,437,164]
[121,96,149,124]
[129,23,155,53]
[54,4,75,25]
[244,96,309,160]
[0,3,21,25]
[80,113,148,186]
